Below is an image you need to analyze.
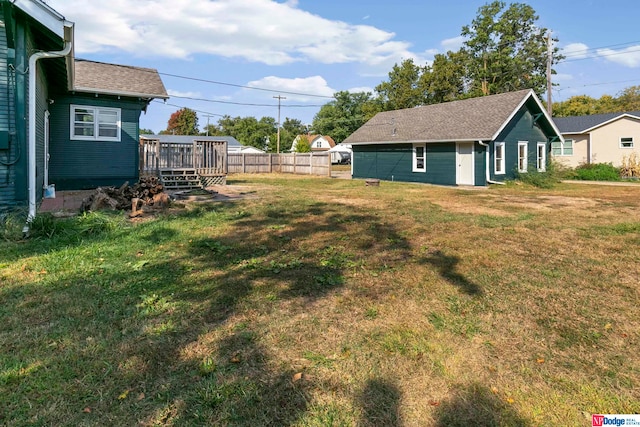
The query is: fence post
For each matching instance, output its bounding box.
[293,152,296,174]
[155,139,160,175]
[327,153,332,177]
[269,153,272,173]
[242,153,246,173]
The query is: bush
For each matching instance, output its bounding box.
[571,163,621,181]
[515,160,567,189]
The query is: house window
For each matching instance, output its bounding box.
[518,141,528,173]
[537,142,546,172]
[413,143,426,172]
[316,141,322,148]
[494,142,505,175]
[620,137,634,148]
[70,105,121,141]
[551,139,573,156]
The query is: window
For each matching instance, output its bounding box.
[518,141,528,173]
[494,142,505,175]
[551,139,573,156]
[316,141,322,148]
[537,142,546,172]
[620,137,634,148]
[71,105,121,141]
[413,143,426,172]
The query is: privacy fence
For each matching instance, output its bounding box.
[228,153,331,176]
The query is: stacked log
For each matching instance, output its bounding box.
[80,176,168,214]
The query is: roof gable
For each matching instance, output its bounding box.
[73,59,168,99]
[344,90,560,144]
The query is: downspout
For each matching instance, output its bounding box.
[24,41,72,232]
[478,141,505,185]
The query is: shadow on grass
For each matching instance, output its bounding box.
[357,378,403,427]
[423,250,483,296]
[0,198,414,425]
[434,383,530,427]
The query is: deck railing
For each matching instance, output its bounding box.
[228,152,331,176]
[140,138,227,176]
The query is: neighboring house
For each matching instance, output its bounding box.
[343,89,562,186]
[290,134,336,152]
[552,112,640,167]
[0,0,168,217]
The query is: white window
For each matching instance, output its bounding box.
[551,139,573,156]
[537,142,546,172]
[413,143,426,172]
[518,141,528,173]
[494,142,505,175]
[70,105,121,141]
[316,141,322,148]
[620,137,634,148]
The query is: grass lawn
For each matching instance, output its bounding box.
[1,175,639,426]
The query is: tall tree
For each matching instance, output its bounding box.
[425,51,469,104]
[164,107,199,135]
[312,91,374,143]
[615,86,640,111]
[461,1,562,97]
[374,59,430,110]
[218,115,277,151]
[280,118,310,151]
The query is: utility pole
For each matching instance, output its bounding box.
[204,115,213,136]
[273,95,286,153]
[547,31,553,115]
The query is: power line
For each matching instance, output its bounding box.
[168,93,324,108]
[559,46,640,64]
[561,40,640,59]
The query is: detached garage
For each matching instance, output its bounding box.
[344,89,562,186]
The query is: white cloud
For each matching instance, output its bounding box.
[441,35,465,52]
[562,42,590,59]
[245,75,335,102]
[49,0,420,67]
[167,89,202,98]
[597,46,640,68]
[347,86,374,94]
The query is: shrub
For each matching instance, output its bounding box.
[515,160,567,189]
[571,163,621,181]
[621,153,640,178]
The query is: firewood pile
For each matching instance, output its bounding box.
[80,176,170,217]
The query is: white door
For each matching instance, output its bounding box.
[44,110,50,187]
[456,142,475,185]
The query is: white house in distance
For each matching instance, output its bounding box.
[290,134,336,152]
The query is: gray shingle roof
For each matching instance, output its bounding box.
[553,111,640,133]
[141,134,242,147]
[74,59,168,99]
[344,89,542,144]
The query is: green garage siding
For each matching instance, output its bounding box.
[48,95,143,190]
[352,143,457,185]
[474,143,486,185]
[0,15,15,209]
[490,105,550,182]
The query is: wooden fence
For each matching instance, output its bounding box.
[228,153,331,176]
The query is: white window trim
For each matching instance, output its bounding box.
[537,142,546,172]
[412,143,426,173]
[70,104,122,142]
[494,141,505,175]
[620,137,634,149]
[518,141,528,173]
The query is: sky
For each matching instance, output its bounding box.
[46,0,640,134]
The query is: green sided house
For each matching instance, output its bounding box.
[0,0,168,218]
[344,89,562,186]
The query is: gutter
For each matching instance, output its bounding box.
[24,39,72,233]
[477,141,505,185]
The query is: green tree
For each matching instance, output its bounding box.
[139,128,155,135]
[217,115,277,151]
[374,59,430,110]
[615,86,640,111]
[553,95,600,117]
[312,91,373,143]
[461,1,562,97]
[280,118,310,152]
[293,136,311,153]
[425,51,469,104]
[164,107,199,135]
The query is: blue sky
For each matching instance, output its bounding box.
[47,0,640,134]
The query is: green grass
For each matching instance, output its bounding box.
[1,174,639,426]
